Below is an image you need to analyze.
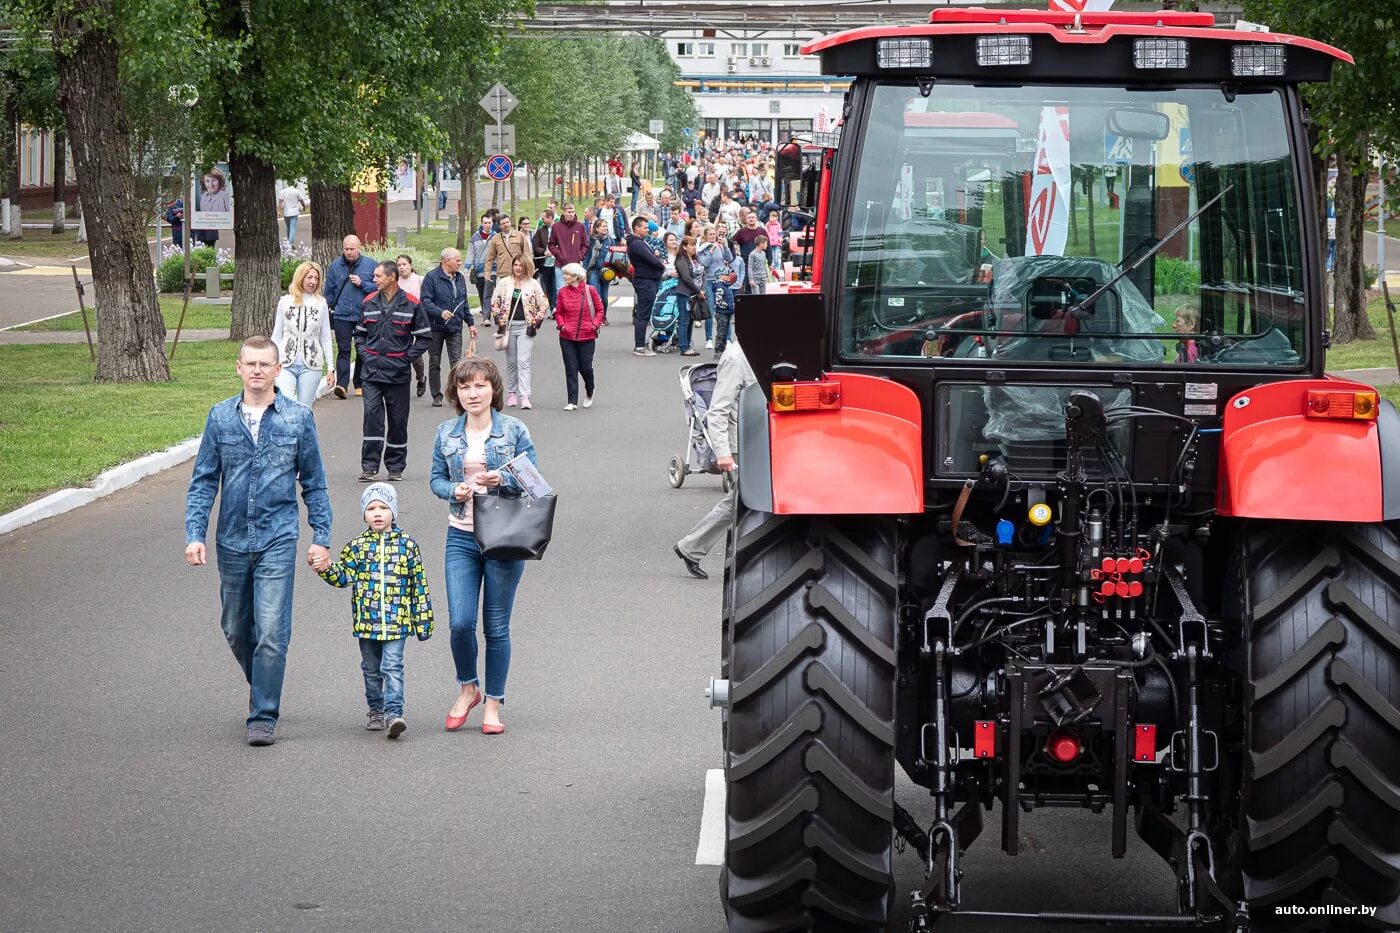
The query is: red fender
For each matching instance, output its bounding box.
[769,373,924,515]
[1217,378,1382,521]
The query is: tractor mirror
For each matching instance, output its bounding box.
[1106,108,1170,141]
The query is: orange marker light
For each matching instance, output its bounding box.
[1305,389,1379,421]
[771,380,842,413]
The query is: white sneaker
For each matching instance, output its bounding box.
[582,394,594,409]
[705,339,714,349]
[564,403,577,411]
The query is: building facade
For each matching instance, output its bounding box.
[16,126,78,210]
[664,31,849,147]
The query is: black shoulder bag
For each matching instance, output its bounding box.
[472,488,557,560]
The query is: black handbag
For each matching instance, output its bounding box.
[688,293,711,322]
[472,490,557,560]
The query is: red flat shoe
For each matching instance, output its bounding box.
[482,722,505,735]
[445,689,482,731]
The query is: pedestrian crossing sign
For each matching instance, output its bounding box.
[1104,132,1133,165]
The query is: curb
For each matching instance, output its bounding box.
[0,435,202,537]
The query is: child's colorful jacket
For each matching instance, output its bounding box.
[318,526,434,640]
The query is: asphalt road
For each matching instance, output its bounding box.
[2,307,1182,932]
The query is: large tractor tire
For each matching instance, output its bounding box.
[1239,521,1400,929]
[721,509,899,932]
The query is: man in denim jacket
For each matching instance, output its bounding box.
[184,336,334,746]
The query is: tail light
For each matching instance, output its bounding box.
[771,380,842,413]
[1305,389,1378,421]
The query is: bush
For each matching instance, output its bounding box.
[156,245,233,294]
[1365,264,1380,288]
[1155,255,1200,296]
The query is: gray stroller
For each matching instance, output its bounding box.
[668,362,735,492]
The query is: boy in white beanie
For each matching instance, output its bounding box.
[318,482,433,738]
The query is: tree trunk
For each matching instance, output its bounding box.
[5,93,21,239]
[52,128,67,233]
[1332,145,1375,344]
[309,181,354,270]
[52,6,168,382]
[229,147,282,341]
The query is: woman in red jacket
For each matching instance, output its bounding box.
[552,262,606,411]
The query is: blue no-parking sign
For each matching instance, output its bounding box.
[486,154,514,180]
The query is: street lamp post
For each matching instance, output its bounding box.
[168,84,199,285]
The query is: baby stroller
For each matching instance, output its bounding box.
[668,362,735,492]
[649,278,682,351]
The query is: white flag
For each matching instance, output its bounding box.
[1025,106,1072,256]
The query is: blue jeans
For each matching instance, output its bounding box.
[445,528,525,701]
[283,214,298,243]
[216,538,296,726]
[275,361,321,407]
[359,638,406,717]
[678,294,698,351]
[587,271,611,319]
[633,277,659,349]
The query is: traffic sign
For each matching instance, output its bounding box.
[681,127,693,138]
[649,118,664,135]
[479,83,518,121]
[1104,131,1133,165]
[486,154,514,181]
[485,124,516,156]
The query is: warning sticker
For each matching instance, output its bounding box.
[1184,383,1218,401]
[1184,403,1217,416]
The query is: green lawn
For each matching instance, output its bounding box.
[0,340,240,514]
[0,227,94,260]
[1325,294,1400,372]
[15,296,231,333]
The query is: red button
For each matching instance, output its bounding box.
[1128,581,1144,598]
[1116,557,1131,574]
[1046,729,1081,763]
[1100,580,1117,596]
[1129,557,1144,574]
[1101,557,1117,574]
[1115,581,1131,597]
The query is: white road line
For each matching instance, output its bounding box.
[0,308,81,331]
[695,768,726,866]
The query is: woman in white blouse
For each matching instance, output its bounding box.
[271,261,334,406]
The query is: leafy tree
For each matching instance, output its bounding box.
[0,0,211,382]
[1244,0,1400,342]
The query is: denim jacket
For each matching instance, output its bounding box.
[185,390,333,551]
[429,410,538,524]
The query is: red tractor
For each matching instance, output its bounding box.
[715,8,1398,931]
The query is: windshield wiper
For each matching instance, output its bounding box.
[1066,184,1234,319]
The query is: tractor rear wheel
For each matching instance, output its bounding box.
[1238,521,1400,929]
[721,509,898,932]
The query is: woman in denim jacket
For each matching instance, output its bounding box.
[429,356,539,735]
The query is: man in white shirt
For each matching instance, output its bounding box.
[701,173,722,206]
[278,184,308,244]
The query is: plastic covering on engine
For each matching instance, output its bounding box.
[982,385,1131,446]
[990,256,1166,363]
